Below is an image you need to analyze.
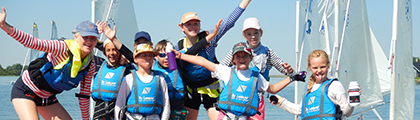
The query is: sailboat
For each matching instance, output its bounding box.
[89,0,139,119]
[51,20,58,40]
[295,0,414,119]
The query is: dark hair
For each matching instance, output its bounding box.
[154,39,174,52]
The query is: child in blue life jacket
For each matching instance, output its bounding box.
[172,42,305,120]
[270,50,357,120]
[219,17,295,120]
[91,39,133,120]
[114,43,170,120]
[153,40,189,120]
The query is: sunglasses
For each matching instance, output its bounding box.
[158,53,167,58]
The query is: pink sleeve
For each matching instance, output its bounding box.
[78,60,96,120]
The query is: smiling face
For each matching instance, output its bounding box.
[180,20,201,37]
[232,51,252,70]
[243,28,262,49]
[104,42,121,66]
[75,34,97,58]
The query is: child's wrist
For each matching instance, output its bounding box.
[177,53,182,59]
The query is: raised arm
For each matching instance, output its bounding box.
[172,49,217,73]
[185,19,222,55]
[239,0,252,9]
[98,21,134,63]
[0,7,13,34]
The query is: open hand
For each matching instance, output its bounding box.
[97,21,116,40]
[0,7,6,26]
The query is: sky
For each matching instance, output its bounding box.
[0,0,418,75]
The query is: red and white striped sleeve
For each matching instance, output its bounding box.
[78,60,95,120]
[9,28,68,57]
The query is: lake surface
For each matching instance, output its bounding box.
[1,76,419,120]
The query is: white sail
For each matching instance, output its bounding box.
[389,0,414,119]
[370,28,392,93]
[51,20,58,40]
[93,0,139,47]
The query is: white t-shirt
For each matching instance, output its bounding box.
[212,64,270,119]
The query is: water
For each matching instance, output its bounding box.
[1,76,419,120]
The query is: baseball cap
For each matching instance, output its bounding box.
[75,21,100,38]
[134,31,151,42]
[180,12,201,24]
[133,43,159,57]
[242,17,261,32]
[232,42,252,56]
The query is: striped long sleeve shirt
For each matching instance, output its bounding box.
[9,28,95,120]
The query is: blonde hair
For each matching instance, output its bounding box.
[306,50,330,93]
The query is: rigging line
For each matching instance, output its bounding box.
[336,0,351,72]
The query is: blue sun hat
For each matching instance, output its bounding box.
[75,20,100,38]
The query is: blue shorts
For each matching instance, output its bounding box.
[11,76,58,106]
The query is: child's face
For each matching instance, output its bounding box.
[104,43,121,66]
[180,20,201,37]
[156,50,169,68]
[243,28,262,49]
[76,34,98,57]
[309,57,329,83]
[233,52,251,70]
[134,53,155,70]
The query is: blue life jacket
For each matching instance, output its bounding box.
[126,70,163,116]
[152,61,185,101]
[179,49,213,82]
[28,52,90,93]
[301,78,341,120]
[91,61,127,102]
[218,67,259,116]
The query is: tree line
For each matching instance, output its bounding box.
[0,63,27,76]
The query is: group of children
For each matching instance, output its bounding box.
[2,0,358,119]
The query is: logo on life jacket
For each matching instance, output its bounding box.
[308,96,315,105]
[142,87,152,94]
[236,85,248,92]
[101,80,117,87]
[104,72,115,79]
